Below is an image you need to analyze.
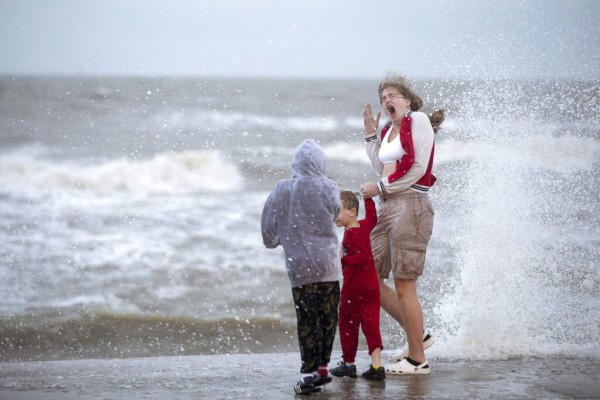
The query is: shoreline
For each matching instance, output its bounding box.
[2,351,599,399]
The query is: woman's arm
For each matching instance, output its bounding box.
[365,136,384,176]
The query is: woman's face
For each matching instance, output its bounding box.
[380,86,411,122]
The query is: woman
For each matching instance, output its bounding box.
[360,74,444,374]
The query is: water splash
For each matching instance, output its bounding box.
[431,80,600,360]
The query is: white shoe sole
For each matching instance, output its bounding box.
[385,358,431,375]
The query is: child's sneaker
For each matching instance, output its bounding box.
[385,357,431,375]
[329,361,357,378]
[361,364,385,381]
[293,375,321,395]
[392,331,435,362]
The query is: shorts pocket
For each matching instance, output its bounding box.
[415,198,434,244]
[395,249,426,278]
[416,208,433,244]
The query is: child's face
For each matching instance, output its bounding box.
[336,206,356,229]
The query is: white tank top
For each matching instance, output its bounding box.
[379,131,405,164]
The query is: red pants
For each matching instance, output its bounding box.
[338,288,383,363]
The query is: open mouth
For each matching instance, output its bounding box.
[387,105,396,115]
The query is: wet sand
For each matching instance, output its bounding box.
[1,351,599,399]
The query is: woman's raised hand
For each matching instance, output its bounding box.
[363,103,381,136]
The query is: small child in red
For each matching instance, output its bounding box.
[330,191,385,380]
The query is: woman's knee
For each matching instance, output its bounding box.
[394,278,417,298]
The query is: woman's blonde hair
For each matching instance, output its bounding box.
[378,74,423,111]
[428,109,445,134]
[378,73,445,133]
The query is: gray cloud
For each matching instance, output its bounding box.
[0,0,598,79]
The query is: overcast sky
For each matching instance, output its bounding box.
[1,0,599,79]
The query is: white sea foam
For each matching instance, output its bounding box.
[344,116,364,129]
[159,109,345,132]
[287,116,338,132]
[436,127,600,169]
[322,142,370,164]
[519,134,600,172]
[434,139,474,164]
[0,147,244,195]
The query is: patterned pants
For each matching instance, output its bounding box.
[292,281,340,373]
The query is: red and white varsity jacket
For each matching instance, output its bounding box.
[364,111,436,195]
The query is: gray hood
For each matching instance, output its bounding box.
[291,139,326,178]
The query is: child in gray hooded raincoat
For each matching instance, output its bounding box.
[261,139,341,395]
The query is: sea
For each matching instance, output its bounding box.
[1,75,599,363]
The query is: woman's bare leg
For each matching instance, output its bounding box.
[378,275,405,329]
[394,278,425,363]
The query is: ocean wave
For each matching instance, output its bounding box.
[160,109,343,132]
[0,313,297,362]
[0,147,243,194]
[322,142,370,164]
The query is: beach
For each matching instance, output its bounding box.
[2,351,600,399]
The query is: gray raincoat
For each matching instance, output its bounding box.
[261,139,342,288]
